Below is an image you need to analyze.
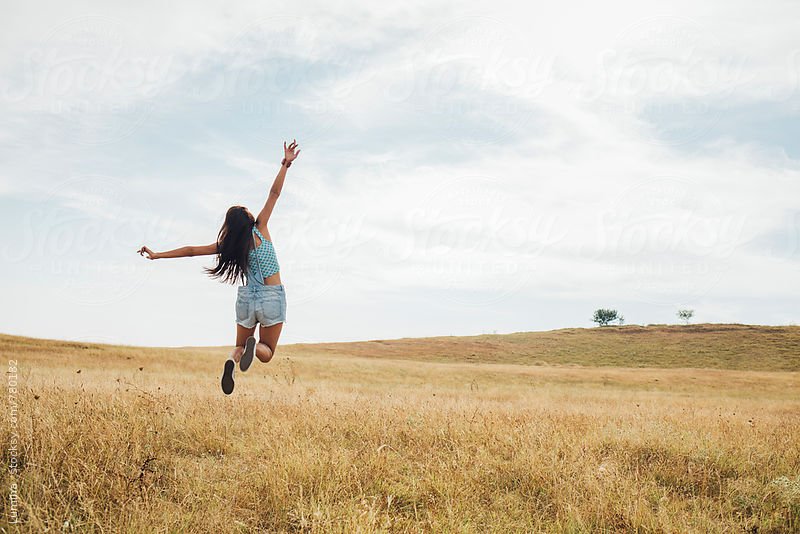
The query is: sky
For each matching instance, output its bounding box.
[1,0,798,347]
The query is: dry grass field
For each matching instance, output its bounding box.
[1,324,799,532]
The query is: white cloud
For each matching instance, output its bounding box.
[1,0,798,344]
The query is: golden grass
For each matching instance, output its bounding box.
[277,323,800,371]
[1,326,799,533]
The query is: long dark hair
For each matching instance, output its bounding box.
[204,205,254,285]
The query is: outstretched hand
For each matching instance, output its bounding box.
[137,246,158,260]
[284,139,301,162]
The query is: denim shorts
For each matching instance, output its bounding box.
[235,284,287,328]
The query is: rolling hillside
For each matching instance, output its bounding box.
[2,324,799,532]
[281,323,800,371]
[3,323,798,372]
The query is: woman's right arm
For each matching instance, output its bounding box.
[256,139,300,227]
[138,243,218,260]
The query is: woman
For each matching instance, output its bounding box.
[137,139,301,394]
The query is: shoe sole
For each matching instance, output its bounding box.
[240,336,256,372]
[221,359,235,395]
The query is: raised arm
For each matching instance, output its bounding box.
[256,139,301,227]
[137,243,218,260]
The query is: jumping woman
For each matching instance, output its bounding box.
[137,139,301,394]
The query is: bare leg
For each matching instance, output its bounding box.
[233,323,256,363]
[257,321,283,363]
[230,345,244,363]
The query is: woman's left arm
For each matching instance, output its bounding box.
[138,243,218,260]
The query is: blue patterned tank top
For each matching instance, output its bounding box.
[247,225,280,285]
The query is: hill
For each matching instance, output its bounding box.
[2,324,798,532]
[3,323,798,371]
[281,323,800,371]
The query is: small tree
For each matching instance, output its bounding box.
[677,309,694,325]
[593,308,620,327]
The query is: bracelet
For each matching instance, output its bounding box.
[281,157,292,168]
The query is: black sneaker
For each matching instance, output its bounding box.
[221,358,235,395]
[240,336,256,372]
